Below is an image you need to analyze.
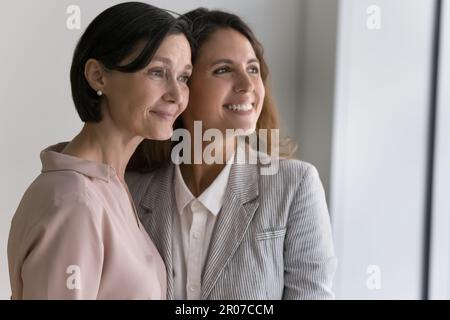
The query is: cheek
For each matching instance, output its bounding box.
[257,78,265,96]
[256,82,265,107]
[108,77,147,106]
[186,90,208,116]
[128,84,165,116]
[192,78,227,105]
[107,79,128,104]
[133,81,158,103]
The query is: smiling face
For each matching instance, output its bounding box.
[100,34,192,141]
[183,28,265,136]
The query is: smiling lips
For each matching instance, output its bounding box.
[150,110,176,120]
[223,103,254,112]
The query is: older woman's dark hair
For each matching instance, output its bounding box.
[70,2,192,122]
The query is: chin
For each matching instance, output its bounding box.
[156,131,173,141]
[234,125,257,136]
[145,128,173,141]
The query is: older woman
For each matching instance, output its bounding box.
[127,8,336,300]
[7,2,192,299]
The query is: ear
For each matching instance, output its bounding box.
[84,59,107,94]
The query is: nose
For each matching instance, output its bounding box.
[233,71,255,93]
[162,78,183,105]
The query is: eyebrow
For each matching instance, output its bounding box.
[152,56,193,70]
[210,58,259,67]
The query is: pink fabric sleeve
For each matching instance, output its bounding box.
[20,199,104,299]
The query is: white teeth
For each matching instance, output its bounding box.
[225,103,253,111]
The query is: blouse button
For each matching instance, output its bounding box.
[189,284,198,292]
[190,200,202,211]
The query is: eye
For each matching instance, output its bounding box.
[177,73,191,83]
[213,66,231,75]
[248,65,260,74]
[148,68,165,78]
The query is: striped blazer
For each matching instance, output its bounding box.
[126,158,337,299]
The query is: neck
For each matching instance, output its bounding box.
[62,120,142,182]
[180,136,235,197]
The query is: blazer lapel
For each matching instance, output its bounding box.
[201,162,259,299]
[139,164,176,300]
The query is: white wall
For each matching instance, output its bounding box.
[331,0,437,299]
[0,0,304,299]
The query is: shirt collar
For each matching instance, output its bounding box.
[40,142,113,182]
[174,165,195,215]
[174,154,234,216]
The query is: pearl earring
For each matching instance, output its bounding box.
[96,90,103,96]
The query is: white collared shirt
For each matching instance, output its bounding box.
[172,160,233,300]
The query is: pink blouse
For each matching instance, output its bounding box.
[8,143,166,299]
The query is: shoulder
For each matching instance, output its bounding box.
[278,158,317,175]
[260,157,322,188]
[34,170,87,195]
[13,171,104,230]
[35,170,107,207]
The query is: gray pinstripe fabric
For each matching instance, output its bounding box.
[126,158,337,300]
